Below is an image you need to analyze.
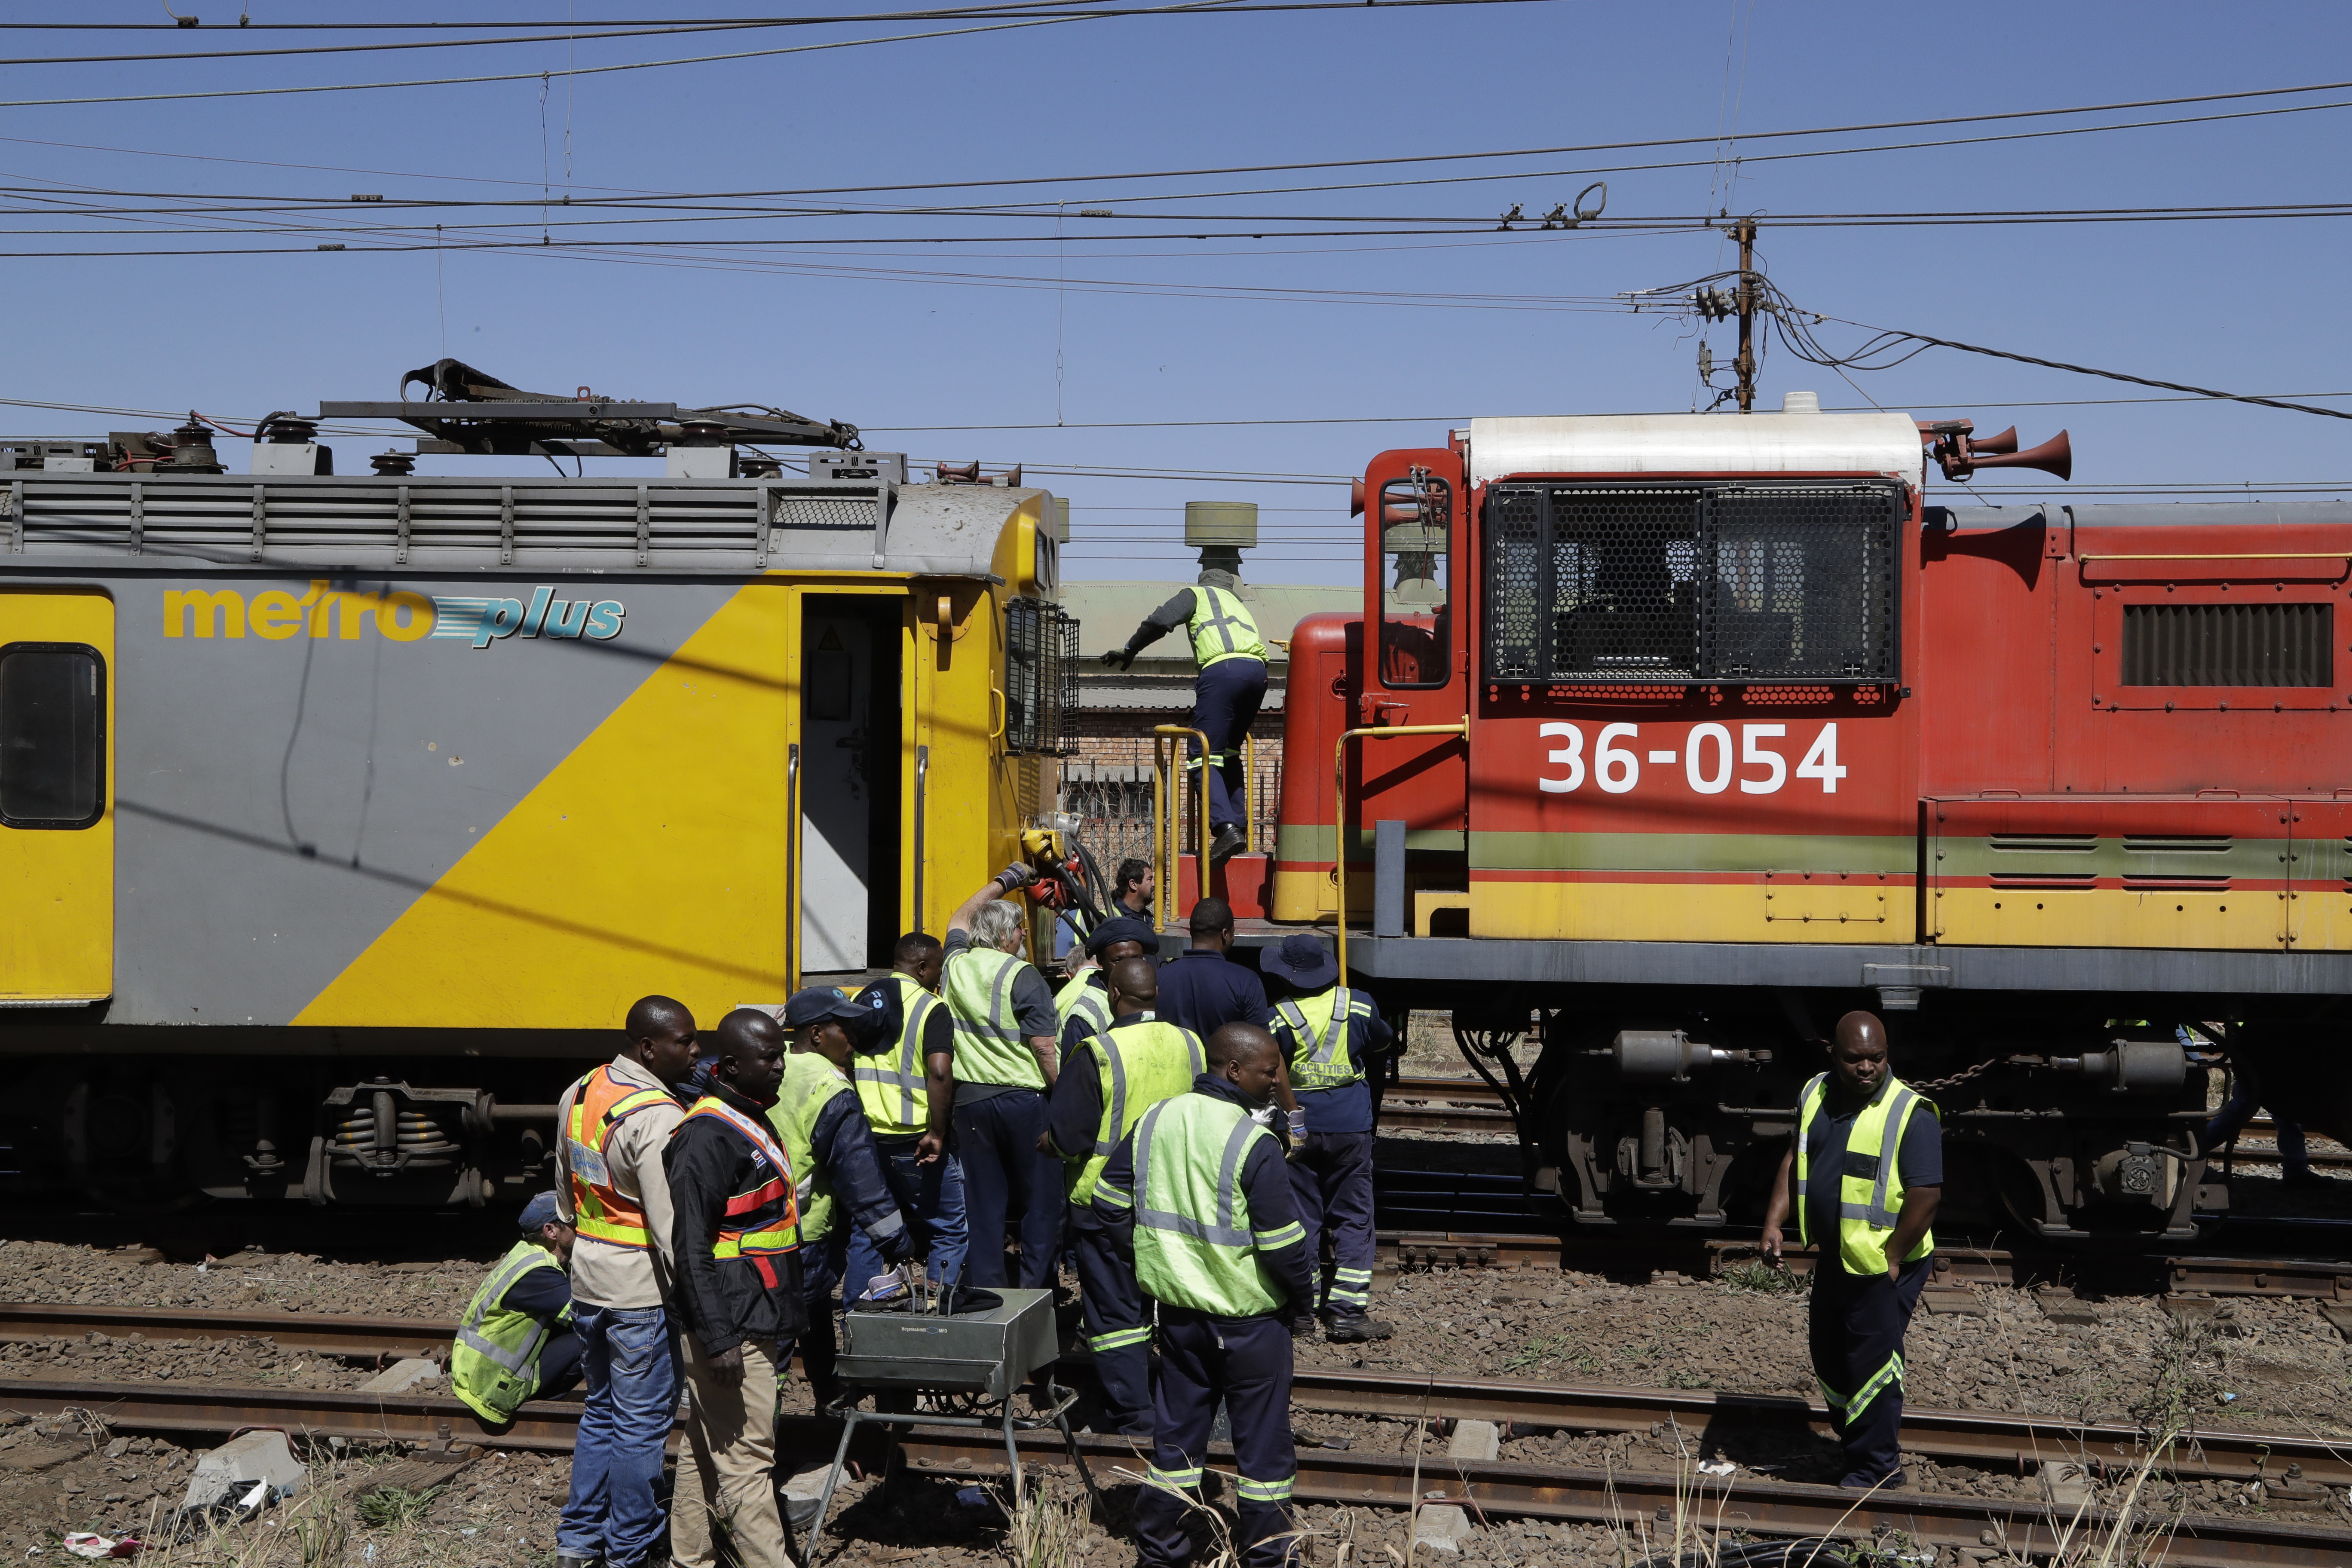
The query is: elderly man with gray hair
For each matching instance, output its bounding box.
[941,867,1066,1288]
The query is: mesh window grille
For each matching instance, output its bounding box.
[1482,481,1901,684]
[2120,603,2333,687]
[1005,598,1081,754]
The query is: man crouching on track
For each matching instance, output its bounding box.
[554,995,698,1568]
[1761,1010,1942,1491]
[1094,1022,1314,1567]
[666,1008,804,1568]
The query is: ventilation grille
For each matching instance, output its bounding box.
[1989,834,2096,853]
[2123,875,2231,892]
[1990,872,2098,890]
[2122,835,2232,853]
[1004,597,1079,756]
[1482,481,1900,685]
[2121,602,2333,687]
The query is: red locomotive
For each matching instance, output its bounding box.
[1241,395,2349,1238]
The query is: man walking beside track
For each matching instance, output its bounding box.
[943,867,1066,1288]
[1044,956,1205,1435]
[1761,1010,1942,1491]
[1101,570,1268,864]
[665,1008,804,1568]
[1262,934,1395,1344]
[1094,1023,1313,1568]
[451,1191,583,1424]
[771,987,915,1406]
[845,933,970,1292]
[1154,897,1268,1044]
[552,996,697,1568]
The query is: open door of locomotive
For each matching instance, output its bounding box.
[1352,455,1470,931]
[0,588,113,1002]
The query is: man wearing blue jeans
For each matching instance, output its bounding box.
[553,996,699,1568]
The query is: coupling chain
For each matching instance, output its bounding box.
[1908,1056,2004,1094]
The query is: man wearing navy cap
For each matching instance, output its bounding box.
[772,987,914,1408]
[451,1191,583,1423]
[1263,933,1396,1343]
[1054,915,1158,1056]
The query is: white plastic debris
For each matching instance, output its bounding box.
[61,1536,139,1561]
[1699,1459,1737,1477]
[181,1430,305,1513]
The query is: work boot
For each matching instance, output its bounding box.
[1209,823,1247,863]
[556,1557,600,1568]
[1325,1315,1393,1344]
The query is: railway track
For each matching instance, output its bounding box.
[5,1302,2348,1490]
[1375,1081,2352,1173]
[1,1360,2345,1566]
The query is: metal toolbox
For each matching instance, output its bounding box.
[835,1286,1058,1402]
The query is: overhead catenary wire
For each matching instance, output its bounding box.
[0,0,1549,110]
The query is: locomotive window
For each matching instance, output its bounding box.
[2121,603,2332,687]
[1378,473,1451,689]
[1482,481,1900,685]
[0,642,104,828]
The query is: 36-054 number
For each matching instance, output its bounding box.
[1537,722,1846,796]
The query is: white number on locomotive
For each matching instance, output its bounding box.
[1537,722,1845,796]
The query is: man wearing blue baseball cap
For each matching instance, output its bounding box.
[1262,933,1396,1343]
[1053,915,1159,1056]
[451,1191,583,1424]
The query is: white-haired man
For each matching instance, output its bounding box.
[942,868,1065,1289]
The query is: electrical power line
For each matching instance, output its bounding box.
[0,0,1543,109]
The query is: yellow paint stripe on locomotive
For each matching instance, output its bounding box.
[1467,877,1916,944]
[1933,888,2290,950]
[292,582,790,1031]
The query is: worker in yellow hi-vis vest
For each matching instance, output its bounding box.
[1102,569,1266,864]
[1760,1011,1943,1491]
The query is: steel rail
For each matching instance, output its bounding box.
[1282,1367,2352,1489]
[0,1375,2341,1566]
[7,1307,2350,1491]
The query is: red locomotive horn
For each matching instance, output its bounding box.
[1351,477,1366,517]
[1965,429,2072,481]
[1969,426,2019,455]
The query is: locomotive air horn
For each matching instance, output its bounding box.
[1919,418,2072,482]
[1964,430,2072,481]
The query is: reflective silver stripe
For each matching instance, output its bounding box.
[1280,988,1360,1087]
[1196,588,1246,653]
[1793,1072,1828,1245]
[1867,1088,1917,1229]
[456,1250,554,1374]
[949,950,1023,1045]
[1132,1101,1256,1248]
[1099,1033,1128,1146]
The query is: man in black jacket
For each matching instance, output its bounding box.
[666,1009,803,1568]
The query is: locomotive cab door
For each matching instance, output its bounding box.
[0,588,113,1002]
[797,593,904,980]
[1353,454,1470,930]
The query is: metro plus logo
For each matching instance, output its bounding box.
[430,588,625,649]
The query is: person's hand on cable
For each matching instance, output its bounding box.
[996,861,1038,891]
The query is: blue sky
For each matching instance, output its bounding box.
[2,1,2348,585]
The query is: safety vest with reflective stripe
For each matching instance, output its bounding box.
[450,1239,568,1424]
[943,943,1047,1090]
[1120,1092,1302,1317]
[1794,1072,1936,1276]
[1186,586,1268,670]
[1054,968,1113,1043]
[679,1095,799,1259]
[1272,985,1375,1092]
[564,1067,677,1250]
[854,974,937,1140]
[1067,1017,1204,1205]
[769,1052,854,1243]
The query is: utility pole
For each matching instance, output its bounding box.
[1733,216,1758,414]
